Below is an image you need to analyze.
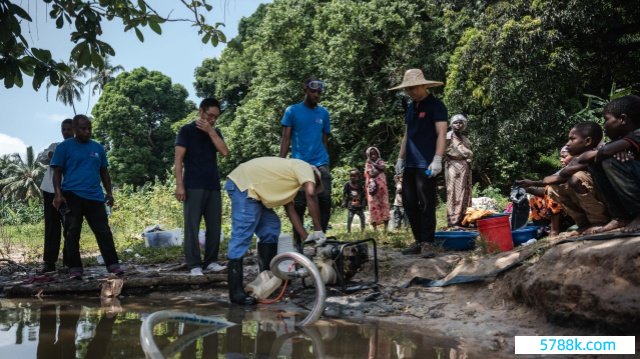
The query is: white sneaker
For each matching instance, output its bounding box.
[189,267,204,276]
[204,262,227,272]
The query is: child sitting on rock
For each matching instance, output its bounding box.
[575,95,640,233]
[519,146,574,236]
[518,122,610,235]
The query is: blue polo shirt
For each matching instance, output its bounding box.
[405,94,448,169]
[281,101,331,167]
[51,138,108,202]
[175,122,223,190]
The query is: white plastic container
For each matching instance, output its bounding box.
[276,233,296,273]
[143,228,183,248]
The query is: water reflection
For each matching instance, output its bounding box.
[0,298,479,358]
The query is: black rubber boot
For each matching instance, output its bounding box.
[294,237,303,254]
[228,258,256,306]
[257,242,278,272]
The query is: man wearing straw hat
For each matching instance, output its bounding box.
[390,69,448,257]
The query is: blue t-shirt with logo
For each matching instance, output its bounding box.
[281,102,331,167]
[51,138,108,202]
[175,122,223,190]
[405,94,448,169]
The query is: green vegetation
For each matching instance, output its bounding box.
[91,67,195,186]
[2,0,636,265]
[0,171,511,266]
[6,0,636,195]
[195,0,640,192]
[1,0,224,91]
[0,146,43,201]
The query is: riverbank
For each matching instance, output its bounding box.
[1,231,639,357]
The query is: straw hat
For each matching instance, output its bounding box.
[388,69,443,90]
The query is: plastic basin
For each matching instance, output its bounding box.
[434,231,477,251]
[511,226,538,246]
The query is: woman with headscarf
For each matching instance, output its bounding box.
[445,114,473,227]
[364,146,390,230]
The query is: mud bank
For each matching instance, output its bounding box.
[1,232,639,357]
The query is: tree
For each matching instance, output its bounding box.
[193,57,219,99]
[91,67,194,186]
[571,83,635,126]
[193,4,270,105]
[194,0,453,174]
[444,0,640,188]
[86,56,124,96]
[0,0,226,91]
[0,146,44,201]
[85,56,124,112]
[195,0,640,192]
[46,63,85,114]
[0,154,11,169]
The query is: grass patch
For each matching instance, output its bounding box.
[1,179,462,266]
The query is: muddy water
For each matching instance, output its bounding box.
[0,297,478,358]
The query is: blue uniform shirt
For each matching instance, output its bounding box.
[51,138,108,202]
[405,94,448,169]
[281,101,331,167]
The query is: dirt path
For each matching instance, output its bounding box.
[314,249,596,357]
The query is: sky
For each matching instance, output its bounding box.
[0,0,268,159]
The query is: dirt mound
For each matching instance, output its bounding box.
[506,236,640,331]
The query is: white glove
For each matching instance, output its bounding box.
[304,230,327,245]
[395,158,405,175]
[427,155,443,178]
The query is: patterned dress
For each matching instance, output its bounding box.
[445,131,473,226]
[365,152,390,226]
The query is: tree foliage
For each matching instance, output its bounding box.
[195,0,640,191]
[0,0,225,91]
[0,146,44,202]
[46,62,85,114]
[91,67,194,187]
[86,56,124,96]
[444,0,640,186]
[195,0,453,175]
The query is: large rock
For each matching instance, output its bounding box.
[508,236,640,331]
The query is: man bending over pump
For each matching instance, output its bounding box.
[224,157,326,305]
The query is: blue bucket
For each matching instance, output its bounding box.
[434,231,477,251]
[511,226,538,246]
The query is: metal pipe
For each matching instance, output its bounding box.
[270,251,326,326]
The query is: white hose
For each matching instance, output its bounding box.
[269,325,326,358]
[140,310,235,359]
[270,251,326,326]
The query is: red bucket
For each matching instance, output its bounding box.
[477,215,513,252]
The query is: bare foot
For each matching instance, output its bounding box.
[565,230,581,237]
[598,218,628,232]
[549,230,559,237]
[622,214,640,233]
[581,226,603,235]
